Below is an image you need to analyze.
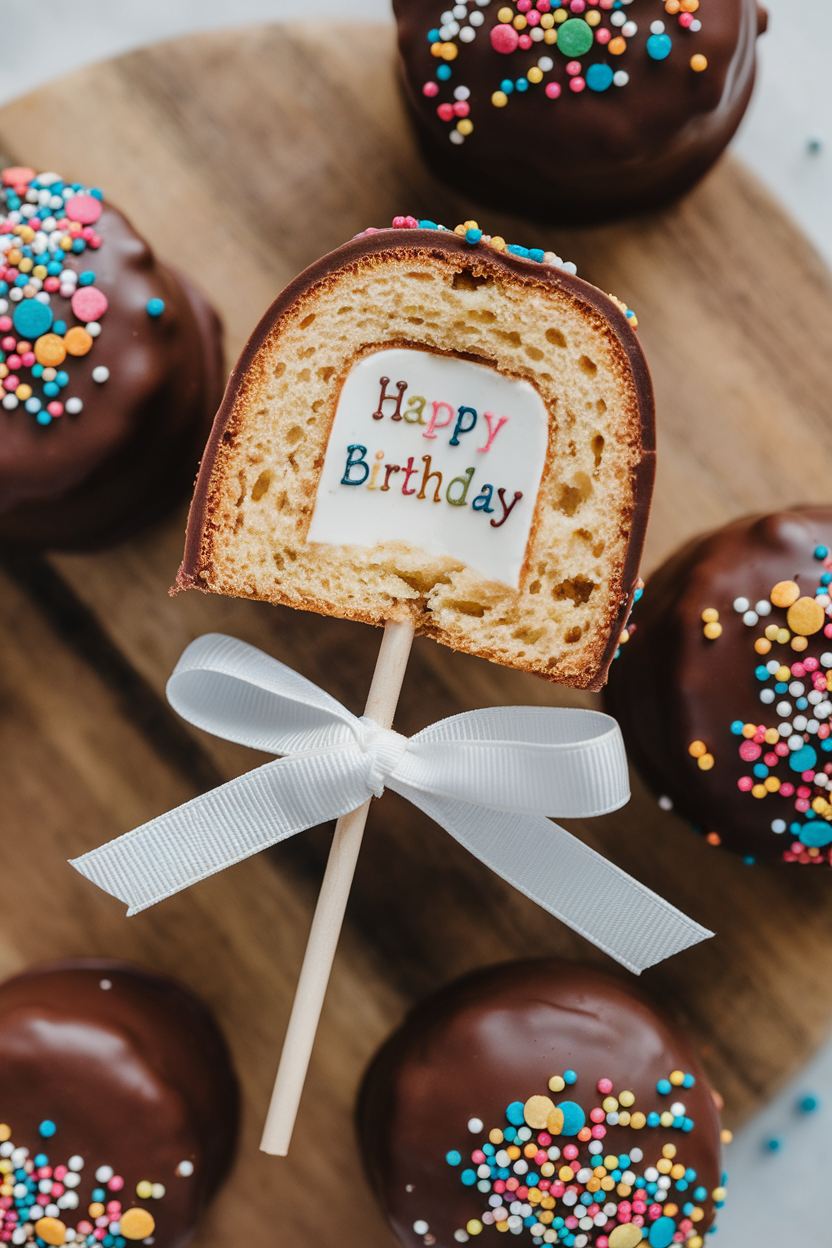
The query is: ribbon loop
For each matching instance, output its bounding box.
[70,634,712,973]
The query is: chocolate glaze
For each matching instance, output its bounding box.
[0,959,239,1248]
[358,961,722,1248]
[0,203,224,550]
[178,226,654,688]
[394,0,766,222]
[604,508,832,864]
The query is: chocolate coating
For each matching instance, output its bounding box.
[394,0,766,222]
[359,961,722,1248]
[605,509,832,865]
[0,959,239,1248]
[0,200,223,550]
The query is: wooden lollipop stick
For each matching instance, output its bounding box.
[260,617,416,1156]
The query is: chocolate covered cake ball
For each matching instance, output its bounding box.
[0,959,239,1248]
[0,167,224,549]
[394,0,768,221]
[359,961,726,1248]
[605,509,832,866]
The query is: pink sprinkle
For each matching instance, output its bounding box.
[77,1224,93,1236]
[648,1205,663,1220]
[679,11,694,25]
[780,782,795,796]
[506,1177,519,1192]
[527,9,540,22]
[6,354,21,369]
[632,1216,645,1228]
[566,60,582,75]
[737,776,753,791]
[796,799,810,813]
[565,1217,579,1230]
[535,1149,547,1164]
[517,0,532,9]
[764,752,778,767]
[597,1077,613,1094]
[471,1150,485,1164]
[805,657,820,672]
[591,1124,606,1138]
[89,236,102,248]
[798,785,813,797]
[617,1210,632,1223]
[0,336,13,350]
[4,375,18,391]
[53,1167,67,1182]
[775,743,790,756]
[71,286,108,321]
[423,82,439,97]
[494,1180,506,1193]
[46,402,63,417]
[491,22,520,53]
[65,194,102,225]
[21,352,34,367]
[739,741,761,762]
[437,103,455,121]
[81,226,95,241]
[106,1201,121,1214]
[596,27,611,43]
[597,1240,609,1248]
[820,725,831,739]
[537,1132,551,1146]
[537,0,551,9]
[539,1179,551,1191]
[792,663,806,677]
[590,1107,606,1123]
[518,33,532,47]
[825,623,832,638]
[545,82,562,99]
[632,1201,646,1214]
[44,277,60,292]
[516,1186,529,1199]
[453,101,470,117]
[563,1145,579,1160]
[50,1183,64,1197]
[93,1231,106,1242]
[570,0,585,9]
[551,1182,565,1197]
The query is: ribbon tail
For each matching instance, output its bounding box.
[70,750,372,915]
[396,786,713,974]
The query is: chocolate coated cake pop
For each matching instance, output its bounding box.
[0,959,239,1248]
[359,961,725,1248]
[0,167,224,549]
[605,509,832,865]
[394,0,768,221]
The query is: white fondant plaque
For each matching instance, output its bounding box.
[307,348,548,588]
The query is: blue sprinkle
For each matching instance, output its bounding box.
[611,1169,622,1182]
[563,1070,577,1085]
[523,1216,536,1227]
[731,720,745,734]
[418,220,439,230]
[657,1079,671,1095]
[682,1117,694,1131]
[683,1074,696,1089]
[446,1150,462,1165]
[526,1172,538,1186]
[461,1168,477,1186]
[90,188,104,201]
[0,281,6,295]
[765,1136,782,1152]
[465,229,482,245]
[634,586,643,601]
[675,1179,688,1191]
[685,1168,697,1181]
[33,1153,48,1166]
[528,248,545,263]
[694,1186,707,1201]
[146,297,165,317]
[790,744,817,773]
[753,763,769,779]
[497,1167,509,1179]
[428,28,441,41]
[515,78,529,92]
[507,245,529,258]
[13,300,53,338]
[586,63,614,92]
[72,238,86,253]
[823,738,832,752]
[647,1112,660,1127]
[618,1155,630,1169]
[815,546,828,560]
[92,1189,105,1202]
[506,1101,526,1126]
[25,396,42,413]
[742,856,756,865]
[557,1101,586,1136]
[31,362,42,377]
[36,411,52,426]
[503,1127,517,1142]
[43,382,59,398]
[798,1094,820,1113]
[500,79,515,94]
[646,32,672,60]
[683,1202,695,1216]
[648,1217,676,1248]
[47,261,62,276]
[823,573,832,586]
[437,64,452,80]
[755,666,770,681]
[799,822,832,847]
[483,1144,495,1155]
[79,270,96,286]
[53,321,67,337]
[55,370,69,387]
[14,274,29,288]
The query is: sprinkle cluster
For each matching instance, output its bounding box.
[423,0,707,146]
[354,216,639,329]
[0,167,164,429]
[414,1067,728,1247]
[0,1119,191,1247]
[691,543,832,865]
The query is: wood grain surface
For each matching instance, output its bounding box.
[1,21,832,1246]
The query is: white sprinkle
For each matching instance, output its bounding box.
[629,1148,643,1163]
[467,1117,483,1133]
[92,366,110,383]
[670,1101,685,1116]
[63,1173,81,1188]
[68,1155,84,1172]
[469,9,484,22]
[658,795,673,810]
[513,1159,528,1175]
[788,734,805,751]
[756,600,772,615]
[530,26,543,38]
[440,9,454,21]
[414,1222,430,1236]
[86,321,102,337]
[459,26,476,41]
[613,71,630,87]
[760,689,775,704]
[733,597,750,613]
[453,3,467,15]
[776,701,792,717]
[151,1184,165,1200]
[690,18,701,30]
[611,10,626,24]
[454,1233,470,1244]
[9,288,22,302]
[622,20,637,36]
[772,819,787,833]
[449,131,465,145]
[2,394,19,409]
[778,722,792,736]
[95,1165,114,1183]
[793,715,808,731]
[65,397,83,414]
[454,85,471,101]
[650,20,665,33]
[742,610,758,626]
[538,56,554,71]
[176,1160,194,1177]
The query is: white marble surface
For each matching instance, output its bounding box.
[2,2,831,1242]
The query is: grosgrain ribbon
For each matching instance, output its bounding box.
[70,634,712,973]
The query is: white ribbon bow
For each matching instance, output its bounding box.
[70,634,711,973]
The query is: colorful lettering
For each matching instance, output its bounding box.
[381,464,401,491]
[491,488,523,528]
[401,457,419,495]
[446,467,475,507]
[472,484,495,513]
[366,450,385,490]
[341,444,369,485]
[402,395,428,425]
[423,400,456,439]
[449,405,478,446]
[373,376,408,421]
[418,454,443,502]
[478,412,509,453]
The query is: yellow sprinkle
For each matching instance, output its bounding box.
[554,6,568,20]
[513,13,527,28]
[791,635,809,652]
[630,1112,646,1129]
[59,235,73,251]
[617,1111,631,1125]
[609,35,627,54]
[669,1072,684,1087]
[765,623,780,640]
[547,1107,565,1135]
[489,1128,504,1144]
[0,1126,9,1143]
[659,1111,674,1127]
[548,1074,565,1092]
[751,783,767,799]
[34,1219,66,1247]
[492,91,509,107]
[120,1209,156,1241]
[604,1155,618,1170]
[456,119,473,135]
[467,1220,483,1236]
[490,236,506,251]
[688,1239,703,1248]
[765,728,780,744]
[777,629,791,645]
[788,596,825,636]
[608,1227,643,1248]
[544,27,558,42]
[586,9,601,24]
[701,607,719,623]
[691,1207,705,1222]
[88,1205,105,1219]
[18,257,33,273]
[507,1145,521,1160]
[754,637,771,654]
[601,1176,616,1190]
[497,5,513,18]
[721,1129,734,1144]
[559,1165,575,1182]
[670,1163,686,1180]
[136,1181,153,1199]
[602,1096,619,1113]
[463,220,479,231]
[697,754,714,771]
[690,53,708,71]
[619,1090,635,1107]
[661,1142,677,1159]
[524,1095,556,1129]
[15,383,32,401]
[742,723,756,738]
[764,776,781,792]
[688,740,707,758]
[454,224,467,235]
[703,622,722,640]
[540,1161,555,1177]
[656,1158,672,1174]
[771,580,800,608]
[495,1222,509,1233]
[540,11,554,26]
[776,665,791,681]
[712,1186,727,1202]
[527,66,543,83]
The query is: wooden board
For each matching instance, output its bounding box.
[1,20,832,1245]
